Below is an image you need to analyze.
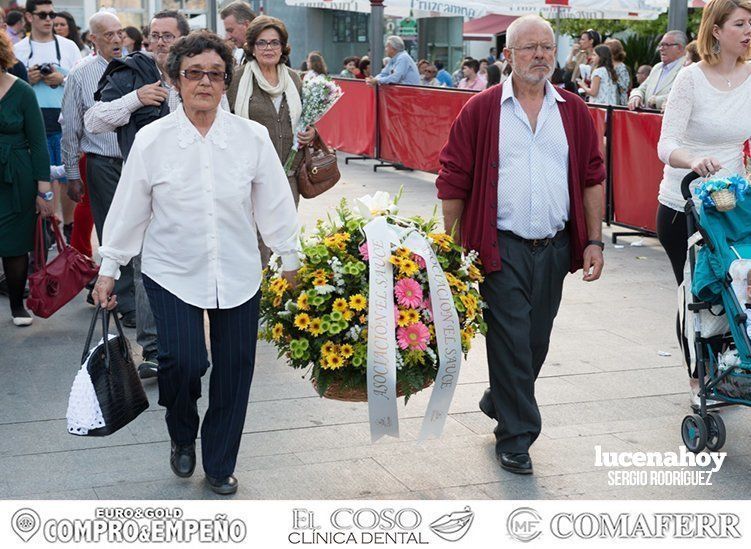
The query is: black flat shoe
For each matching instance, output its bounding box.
[498,452,533,475]
[479,388,495,419]
[170,441,196,478]
[206,474,238,495]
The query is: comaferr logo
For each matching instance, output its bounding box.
[550,512,741,539]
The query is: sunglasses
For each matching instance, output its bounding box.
[34,11,57,20]
[180,69,228,83]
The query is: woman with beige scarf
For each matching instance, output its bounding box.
[226,15,315,265]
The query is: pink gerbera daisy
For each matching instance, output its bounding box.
[394,278,423,309]
[359,242,370,261]
[397,322,431,351]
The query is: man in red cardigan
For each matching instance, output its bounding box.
[436,15,605,475]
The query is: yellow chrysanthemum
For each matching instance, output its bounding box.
[340,343,354,358]
[307,317,323,336]
[343,309,355,321]
[321,341,337,356]
[399,259,419,277]
[460,294,478,309]
[428,232,453,251]
[468,264,483,282]
[397,310,411,328]
[461,326,475,346]
[405,309,420,325]
[388,256,404,267]
[297,293,310,311]
[271,323,284,341]
[349,294,367,311]
[273,295,282,308]
[324,353,345,370]
[332,298,349,313]
[429,324,436,342]
[313,276,328,287]
[395,246,411,258]
[294,313,311,330]
[312,269,328,279]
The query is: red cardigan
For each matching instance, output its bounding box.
[435,83,605,274]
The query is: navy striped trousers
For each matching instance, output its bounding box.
[143,274,260,478]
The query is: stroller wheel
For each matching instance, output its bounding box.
[681,414,707,453]
[704,413,726,451]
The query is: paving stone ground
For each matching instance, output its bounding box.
[1,155,748,500]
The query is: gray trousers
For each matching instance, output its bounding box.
[86,154,158,358]
[480,229,571,453]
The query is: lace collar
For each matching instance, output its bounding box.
[176,104,228,150]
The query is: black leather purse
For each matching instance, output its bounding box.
[77,306,149,436]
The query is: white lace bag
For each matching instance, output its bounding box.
[65,335,114,435]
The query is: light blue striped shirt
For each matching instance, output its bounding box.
[497,75,570,239]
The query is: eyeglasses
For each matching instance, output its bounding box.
[101,29,125,42]
[180,69,227,83]
[657,42,680,49]
[510,43,556,54]
[254,39,282,50]
[33,11,57,20]
[149,32,176,44]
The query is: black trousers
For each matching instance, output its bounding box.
[655,204,694,376]
[143,274,260,478]
[479,229,570,453]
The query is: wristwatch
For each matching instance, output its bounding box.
[37,191,54,201]
[587,239,605,250]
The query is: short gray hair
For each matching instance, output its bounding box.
[385,35,405,52]
[664,30,688,47]
[89,10,120,35]
[506,14,554,48]
[220,1,255,24]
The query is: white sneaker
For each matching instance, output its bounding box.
[12,312,33,327]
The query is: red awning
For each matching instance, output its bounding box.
[463,14,518,41]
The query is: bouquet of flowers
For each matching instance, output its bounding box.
[695,174,750,212]
[283,74,343,173]
[259,191,486,402]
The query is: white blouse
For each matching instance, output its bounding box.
[98,105,301,309]
[657,63,751,211]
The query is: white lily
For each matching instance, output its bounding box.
[354,191,397,220]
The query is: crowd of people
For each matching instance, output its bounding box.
[2,0,750,489]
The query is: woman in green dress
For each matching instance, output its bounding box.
[0,31,53,326]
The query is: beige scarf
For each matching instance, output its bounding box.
[234,60,302,130]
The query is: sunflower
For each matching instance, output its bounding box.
[324,353,345,370]
[339,343,354,358]
[399,259,419,277]
[271,323,284,341]
[307,317,323,336]
[349,294,367,311]
[343,309,355,321]
[297,293,310,311]
[388,256,404,267]
[397,310,411,328]
[321,340,337,356]
[294,313,311,330]
[312,269,328,279]
[468,264,484,282]
[405,309,420,325]
[313,276,328,287]
[332,298,349,313]
[395,246,411,258]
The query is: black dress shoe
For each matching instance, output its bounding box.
[138,355,159,379]
[498,452,533,475]
[170,441,196,478]
[479,388,495,419]
[120,310,136,328]
[206,474,238,495]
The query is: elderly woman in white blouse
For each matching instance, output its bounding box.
[92,31,300,496]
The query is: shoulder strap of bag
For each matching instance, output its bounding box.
[105,308,131,363]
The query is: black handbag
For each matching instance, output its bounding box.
[76,306,149,436]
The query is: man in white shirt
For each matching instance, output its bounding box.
[628,30,686,111]
[14,0,81,236]
[220,1,255,66]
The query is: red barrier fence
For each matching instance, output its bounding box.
[317,82,667,237]
[316,79,376,158]
[378,86,475,173]
[610,109,664,234]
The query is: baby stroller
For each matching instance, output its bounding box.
[680,171,751,453]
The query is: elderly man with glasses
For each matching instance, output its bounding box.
[82,10,195,381]
[436,15,605,476]
[628,30,687,111]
